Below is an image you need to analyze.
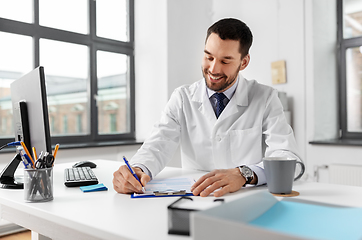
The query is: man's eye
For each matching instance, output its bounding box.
[206,56,213,61]
[222,61,230,64]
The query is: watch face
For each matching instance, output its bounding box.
[242,166,252,177]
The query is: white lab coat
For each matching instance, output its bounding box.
[131,73,301,182]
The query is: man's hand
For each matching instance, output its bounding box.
[113,165,150,194]
[190,168,245,197]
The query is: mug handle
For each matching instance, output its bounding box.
[294,161,305,181]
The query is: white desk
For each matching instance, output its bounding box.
[1,159,362,240]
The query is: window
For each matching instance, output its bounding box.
[338,0,362,138]
[0,0,135,148]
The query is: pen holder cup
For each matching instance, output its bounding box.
[24,167,53,202]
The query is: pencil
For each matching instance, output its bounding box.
[53,144,59,159]
[20,142,35,168]
[32,147,37,161]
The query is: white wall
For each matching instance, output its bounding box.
[167,1,212,96]
[308,0,339,142]
[134,0,169,141]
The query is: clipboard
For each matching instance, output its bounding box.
[131,177,195,199]
[131,191,194,199]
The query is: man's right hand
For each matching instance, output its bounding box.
[113,165,150,194]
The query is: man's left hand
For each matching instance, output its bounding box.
[190,168,245,197]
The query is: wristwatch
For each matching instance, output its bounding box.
[238,165,254,186]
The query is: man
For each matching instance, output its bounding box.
[113,18,301,197]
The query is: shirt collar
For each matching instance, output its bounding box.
[206,76,239,100]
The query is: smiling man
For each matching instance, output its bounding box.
[113,18,302,197]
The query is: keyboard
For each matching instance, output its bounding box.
[64,167,98,187]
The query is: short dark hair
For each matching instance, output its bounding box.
[206,18,253,58]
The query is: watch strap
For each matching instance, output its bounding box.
[238,165,254,185]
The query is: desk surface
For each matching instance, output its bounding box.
[1,160,362,240]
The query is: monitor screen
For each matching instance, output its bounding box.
[10,66,52,154]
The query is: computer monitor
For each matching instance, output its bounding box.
[0,66,52,189]
[10,66,52,154]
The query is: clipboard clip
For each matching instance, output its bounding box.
[154,190,187,196]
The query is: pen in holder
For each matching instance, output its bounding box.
[24,167,53,202]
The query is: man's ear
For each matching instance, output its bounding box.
[239,54,250,71]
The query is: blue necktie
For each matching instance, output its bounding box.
[214,93,227,118]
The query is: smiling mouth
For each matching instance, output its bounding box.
[208,74,224,82]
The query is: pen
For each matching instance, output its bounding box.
[24,153,34,169]
[21,142,35,168]
[122,156,145,193]
[20,151,31,169]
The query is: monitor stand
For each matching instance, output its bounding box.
[0,153,24,189]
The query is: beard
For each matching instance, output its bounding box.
[202,63,241,92]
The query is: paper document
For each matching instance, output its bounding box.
[132,177,195,198]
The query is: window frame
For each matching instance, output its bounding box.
[337,0,362,139]
[0,0,135,148]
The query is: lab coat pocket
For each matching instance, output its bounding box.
[229,126,262,166]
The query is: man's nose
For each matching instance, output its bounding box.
[209,60,221,74]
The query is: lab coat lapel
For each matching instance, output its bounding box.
[191,79,217,122]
